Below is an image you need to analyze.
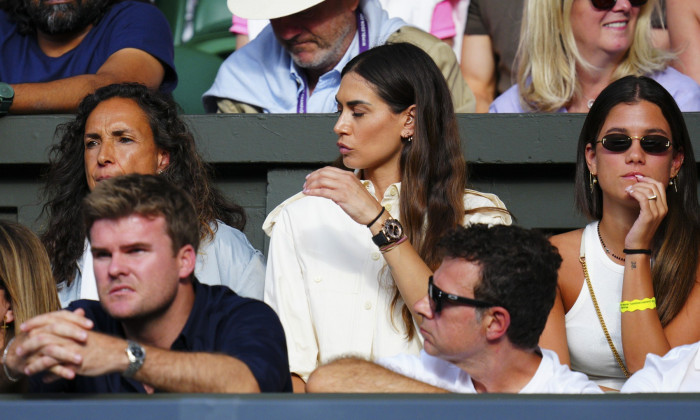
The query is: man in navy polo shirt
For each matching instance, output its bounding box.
[3,174,291,393]
[0,0,176,114]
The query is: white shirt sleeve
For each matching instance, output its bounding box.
[264,207,319,382]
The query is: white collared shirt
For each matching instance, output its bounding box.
[263,181,511,381]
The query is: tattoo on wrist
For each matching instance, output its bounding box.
[631,261,637,269]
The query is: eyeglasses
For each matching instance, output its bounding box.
[596,133,672,154]
[428,276,496,314]
[590,0,647,10]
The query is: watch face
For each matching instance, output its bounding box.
[0,83,14,99]
[383,219,403,241]
[131,347,145,358]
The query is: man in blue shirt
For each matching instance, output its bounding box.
[3,174,292,393]
[0,0,176,114]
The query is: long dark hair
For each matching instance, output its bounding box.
[575,75,700,325]
[341,43,467,338]
[42,83,246,286]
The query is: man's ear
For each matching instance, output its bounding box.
[176,244,196,281]
[483,307,510,342]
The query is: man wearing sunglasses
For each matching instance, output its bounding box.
[306,225,602,393]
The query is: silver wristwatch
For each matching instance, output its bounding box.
[124,340,146,378]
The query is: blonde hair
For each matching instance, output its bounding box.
[0,221,61,342]
[516,0,672,112]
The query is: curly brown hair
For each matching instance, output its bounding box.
[41,83,246,287]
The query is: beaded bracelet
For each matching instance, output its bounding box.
[380,235,408,253]
[620,297,656,313]
[2,337,20,383]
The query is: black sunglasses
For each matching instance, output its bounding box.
[590,0,647,10]
[596,133,672,154]
[428,276,496,314]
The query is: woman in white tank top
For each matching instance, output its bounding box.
[539,76,700,391]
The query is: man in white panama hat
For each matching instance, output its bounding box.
[203,0,475,114]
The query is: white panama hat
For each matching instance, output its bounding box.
[227,0,326,20]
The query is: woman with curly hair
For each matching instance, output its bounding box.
[490,0,700,113]
[263,43,511,392]
[42,83,265,306]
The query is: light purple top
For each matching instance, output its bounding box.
[489,67,700,113]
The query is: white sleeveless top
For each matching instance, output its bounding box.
[565,221,628,390]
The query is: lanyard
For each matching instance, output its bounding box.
[297,10,369,113]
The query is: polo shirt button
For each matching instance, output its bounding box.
[364,301,372,310]
[371,252,381,261]
[389,187,398,196]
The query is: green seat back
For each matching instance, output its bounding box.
[172,46,223,114]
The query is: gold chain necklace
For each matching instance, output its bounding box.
[579,251,630,378]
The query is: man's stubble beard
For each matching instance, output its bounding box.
[288,18,355,73]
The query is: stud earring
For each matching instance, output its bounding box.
[408,136,413,142]
[589,173,598,193]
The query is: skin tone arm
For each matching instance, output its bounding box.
[460,34,496,113]
[9,48,165,114]
[291,374,306,393]
[302,167,433,324]
[667,0,700,85]
[306,357,448,393]
[538,229,583,367]
[5,309,260,393]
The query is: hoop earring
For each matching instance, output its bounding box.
[589,173,598,193]
[669,176,678,193]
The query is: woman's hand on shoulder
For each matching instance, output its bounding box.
[303,167,383,226]
[623,175,668,249]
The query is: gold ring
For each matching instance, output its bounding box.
[648,195,658,200]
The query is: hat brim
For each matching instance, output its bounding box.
[227,0,325,20]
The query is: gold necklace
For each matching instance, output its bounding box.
[579,237,630,378]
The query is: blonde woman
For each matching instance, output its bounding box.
[490,0,700,113]
[0,221,61,391]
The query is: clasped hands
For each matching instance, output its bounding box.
[5,309,124,382]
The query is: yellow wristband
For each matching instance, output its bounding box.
[620,297,656,313]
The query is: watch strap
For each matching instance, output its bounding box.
[371,230,391,247]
